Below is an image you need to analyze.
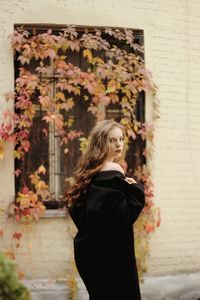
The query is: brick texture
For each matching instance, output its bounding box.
[0,0,200,278]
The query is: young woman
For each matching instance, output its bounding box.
[66,119,145,300]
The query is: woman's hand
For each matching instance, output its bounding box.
[125,177,137,184]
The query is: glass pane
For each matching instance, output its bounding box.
[15,109,49,193]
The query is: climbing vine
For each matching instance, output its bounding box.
[0,25,160,288]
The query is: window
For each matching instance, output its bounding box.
[14,25,145,208]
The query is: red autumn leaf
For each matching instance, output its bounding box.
[45,48,56,59]
[110,93,119,103]
[67,130,82,141]
[12,232,22,240]
[145,223,154,233]
[21,186,30,195]
[21,140,30,152]
[22,208,30,216]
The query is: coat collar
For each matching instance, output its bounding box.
[92,170,126,181]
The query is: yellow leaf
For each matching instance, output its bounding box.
[37,180,48,190]
[29,172,40,185]
[64,116,74,128]
[122,96,128,103]
[38,165,46,175]
[55,92,65,101]
[125,89,131,99]
[84,95,89,101]
[83,49,93,63]
[19,197,30,208]
[24,105,36,119]
[74,87,81,95]
[0,140,5,160]
[92,57,104,65]
[14,150,22,160]
[79,137,89,154]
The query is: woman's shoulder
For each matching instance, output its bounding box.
[99,162,125,175]
[91,168,144,196]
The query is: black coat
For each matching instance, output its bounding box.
[68,170,145,300]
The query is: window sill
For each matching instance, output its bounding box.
[41,208,67,218]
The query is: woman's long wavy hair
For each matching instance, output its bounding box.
[65,119,126,207]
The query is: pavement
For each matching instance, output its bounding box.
[23,271,200,300]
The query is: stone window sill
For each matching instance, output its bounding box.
[41,208,67,218]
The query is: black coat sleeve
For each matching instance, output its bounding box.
[88,176,145,227]
[67,174,146,232]
[121,181,145,224]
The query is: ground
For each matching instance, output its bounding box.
[23,271,200,300]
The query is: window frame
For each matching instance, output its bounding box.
[14,24,145,210]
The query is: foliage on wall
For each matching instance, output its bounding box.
[0,25,160,287]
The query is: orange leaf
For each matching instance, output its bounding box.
[18,271,25,279]
[0,140,5,160]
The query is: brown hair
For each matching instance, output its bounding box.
[65,119,126,207]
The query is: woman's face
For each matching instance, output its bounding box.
[106,126,124,162]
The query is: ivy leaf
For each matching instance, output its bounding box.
[38,165,46,175]
[67,130,82,141]
[83,49,93,63]
[84,95,89,101]
[14,150,22,160]
[18,55,30,65]
[14,168,22,177]
[68,40,80,52]
[45,48,56,59]
[61,98,75,111]
[88,105,97,114]
[55,92,66,101]
[21,140,30,152]
[110,93,119,104]
[12,232,22,240]
[38,95,51,108]
[43,113,64,130]
[29,172,40,185]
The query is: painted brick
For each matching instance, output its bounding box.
[0,0,200,279]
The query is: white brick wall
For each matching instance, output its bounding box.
[0,0,200,278]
